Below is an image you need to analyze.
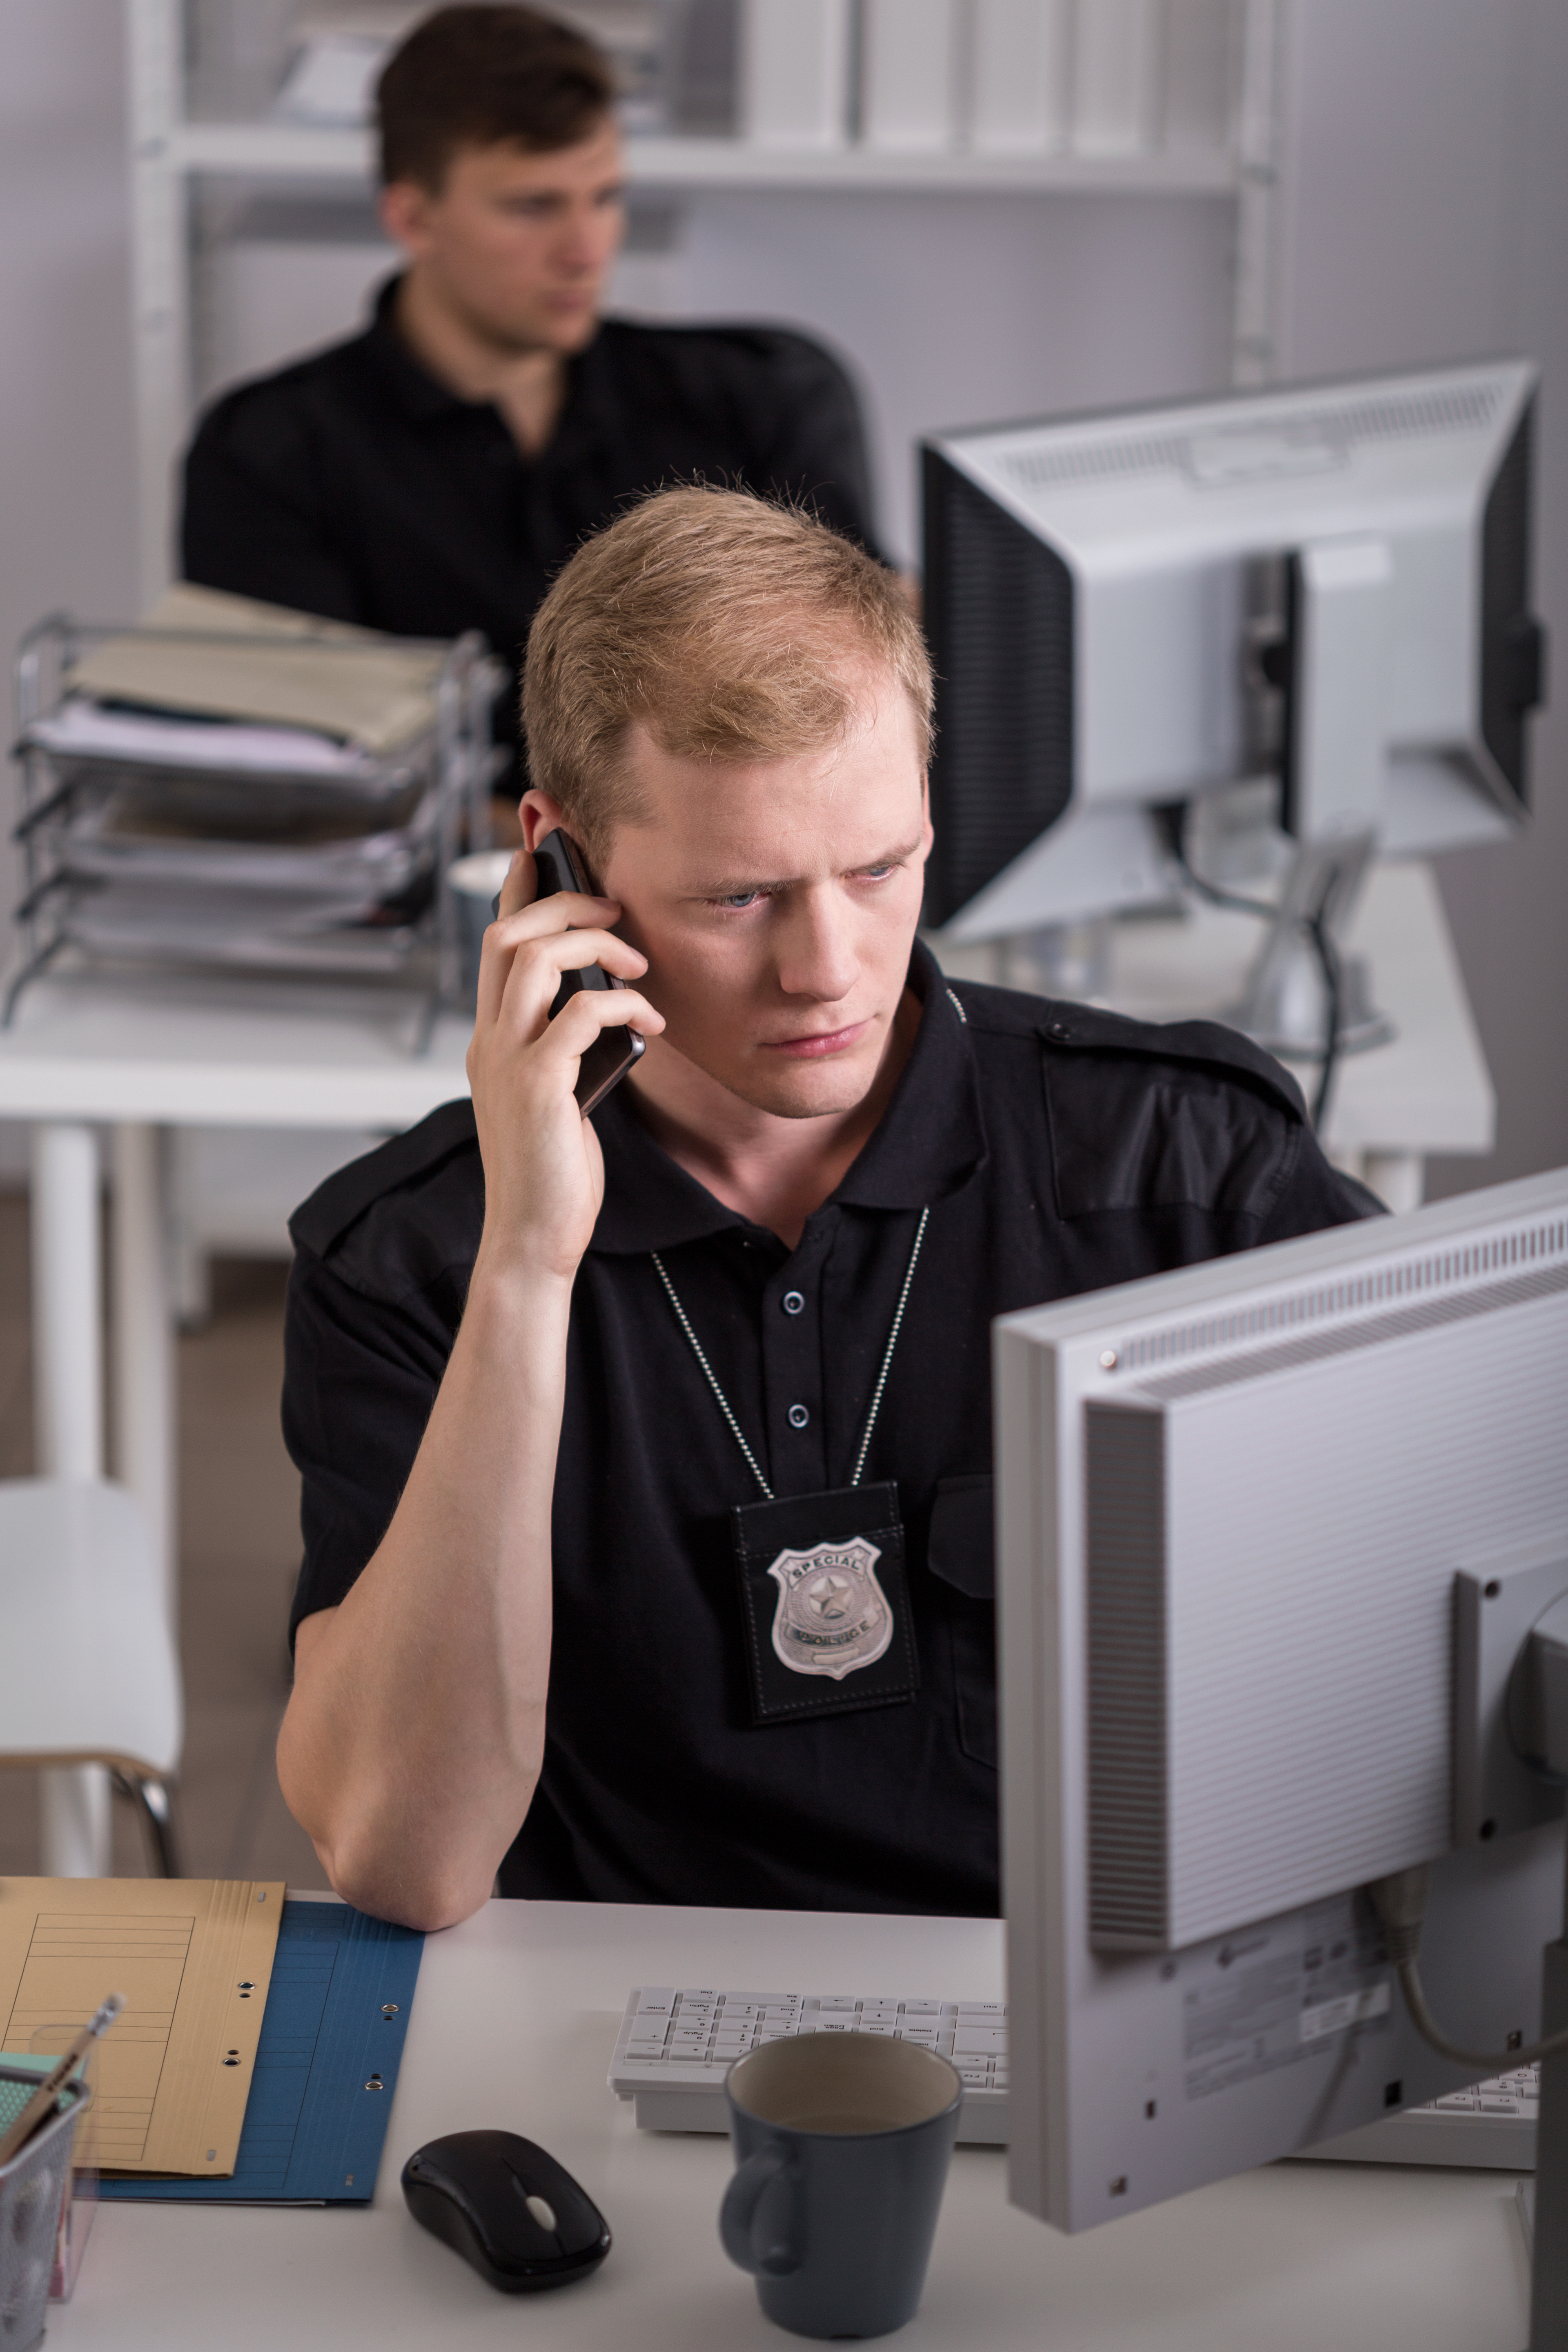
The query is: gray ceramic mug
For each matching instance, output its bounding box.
[719,2030,962,2340]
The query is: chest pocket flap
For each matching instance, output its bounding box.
[927,1474,996,1769]
[927,1475,994,1600]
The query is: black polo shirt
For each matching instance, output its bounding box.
[283,947,1377,1916]
[181,281,880,772]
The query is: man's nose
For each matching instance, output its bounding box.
[558,207,614,273]
[777,890,859,1003]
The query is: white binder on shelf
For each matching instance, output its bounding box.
[740,0,852,149]
[861,0,959,153]
[1071,0,1161,154]
[970,0,1070,156]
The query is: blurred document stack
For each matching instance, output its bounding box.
[9,587,499,1024]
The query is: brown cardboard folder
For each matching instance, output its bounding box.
[0,1879,283,2176]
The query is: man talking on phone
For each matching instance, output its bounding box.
[277,487,1375,1931]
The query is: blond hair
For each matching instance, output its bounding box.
[521,486,932,866]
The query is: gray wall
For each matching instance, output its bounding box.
[0,0,1563,1194]
[0,2,136,687]
[1275,0,1568,1196]
[0,0,136,1177]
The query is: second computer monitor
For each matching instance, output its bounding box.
[922,360,1543,941]
[993,1168,1568,2231]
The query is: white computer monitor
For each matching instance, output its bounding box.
[993,1167,1568,2240]
[922,360,1545,945]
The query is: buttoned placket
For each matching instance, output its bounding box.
[757,1214,837,1496]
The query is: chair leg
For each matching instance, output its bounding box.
[111,1770,184,1878]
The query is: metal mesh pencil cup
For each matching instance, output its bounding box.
[0,2069,89,2351]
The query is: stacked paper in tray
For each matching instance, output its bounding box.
[17,585,454,982]
[65,583,447,755]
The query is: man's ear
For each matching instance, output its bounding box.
[377,179,434,259]
[520,789,572,851]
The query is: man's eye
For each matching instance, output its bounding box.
[716,891,764,911]
[858,865,895,881]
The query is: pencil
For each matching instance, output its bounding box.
[0,1993,123,2167]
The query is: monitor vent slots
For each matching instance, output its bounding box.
[998,382,1504,497]
[1131,1260,1568,1404]
[1084,1404,1169,1951]
[922,451,1075,927]
[1111,1216,1568,1376]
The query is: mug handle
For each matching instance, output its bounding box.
[719,2145,800,2276]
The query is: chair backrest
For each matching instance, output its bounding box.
[0,1479,181,1774]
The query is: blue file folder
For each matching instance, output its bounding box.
[99,1897,424,2204]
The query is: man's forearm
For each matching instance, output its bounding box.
[276,1261,572,1929]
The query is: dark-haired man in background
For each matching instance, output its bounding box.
[181,4,881,807]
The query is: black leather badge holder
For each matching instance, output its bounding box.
[731,1481,921,1726]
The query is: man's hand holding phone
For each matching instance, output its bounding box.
[466,831,663,1285]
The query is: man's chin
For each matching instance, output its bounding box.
[717,1051,882,1122]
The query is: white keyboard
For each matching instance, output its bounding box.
[609,1987,1009,2145]
[609,1987,1538,2168]
[1300,2065,1537,2171]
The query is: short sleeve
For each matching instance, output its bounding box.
[1256,1126,1387,1242]
[282,1249,451,1643]
[182,384,365,625]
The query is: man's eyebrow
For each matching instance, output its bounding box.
[686,835,926,899]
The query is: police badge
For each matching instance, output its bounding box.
[767,1536,893,1679]
[732,1483,921,1726]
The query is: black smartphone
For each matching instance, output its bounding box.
[529,828,646,1115]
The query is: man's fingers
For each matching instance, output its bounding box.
[491,885,620,946]
[494,848,535,919]
[477,914,641,1031]
[538,987,664,1061]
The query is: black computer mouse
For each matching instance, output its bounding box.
[401,2130,612,2293]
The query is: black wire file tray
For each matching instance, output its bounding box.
[8,589,503,1030]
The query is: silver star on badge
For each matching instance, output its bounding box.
[806,1573,853,1622]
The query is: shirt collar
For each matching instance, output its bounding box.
[363,273,620,444]
[589,940,989,1255]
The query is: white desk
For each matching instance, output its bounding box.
[0,971,473,1871]
[47,1898,1529,2351]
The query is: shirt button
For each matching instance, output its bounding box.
[782,1290,805,1316]
[787,1403,810,1430]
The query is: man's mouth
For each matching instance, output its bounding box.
[761,1020,871,1060]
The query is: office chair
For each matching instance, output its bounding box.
[0,1478,183,1875]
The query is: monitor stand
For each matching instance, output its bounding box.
[1526,1935,1568,2345]
[1227,829,1395,1059]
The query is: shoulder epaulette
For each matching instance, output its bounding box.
[288,1097,477,1261]
[948,980,1308,1122]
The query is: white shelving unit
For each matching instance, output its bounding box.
[126,0,1285,603]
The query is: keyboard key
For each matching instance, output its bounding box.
[954,2029,1008,2056]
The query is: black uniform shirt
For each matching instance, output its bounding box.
[283,947,1378,1917]
[182,281,881,770]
